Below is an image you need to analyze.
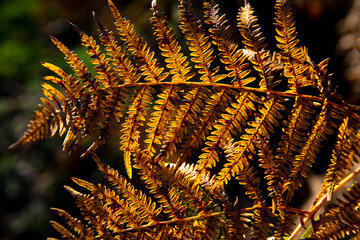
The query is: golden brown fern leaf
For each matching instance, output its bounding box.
[108,0,168,83]
[150,2,194,84]
[9,66,70,149]
[51,153,230,239]
[237,3,273,90]
[284,99,338,202]
[196,91,258,173]
[93,12,141,85]
[150,3,213,161]
[321,115,360,201]
[50,208,95,239]
[313,182,360,239]
[203,0,254,87]
[178,0,225,83]
[275,97,316,179]
[274,0,311,92]
[216,94,286,187]
[10,0,360,239]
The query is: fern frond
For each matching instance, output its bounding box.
[10,0,360,239]
[257,135,285,214]
[285,99,336,202]
[313,182,360,239]
[92,153,161,225]
[107,0,168,83]
[274,207,298,239]
[120,86,155,178]
[180,87,233,160]
[49,36,94,93]
[216,94,286,187]
[9,81,69,149]
[321,115,359,201]
[93,13,141,84]
[144,86,180,159]
[51,208,95,239]
[178,0,225,83]
[160,86,210,160]
[64,24,129,157]
[150,5,213,161]
[237,3,273,90]
[196,91,258,173]
[275,97,316,177]
[150,4,194,83]
[274,0,311,91]
[75,25,118,88]
[204,0,254,86]
[40,62,92,152]
[96,185,147,228]
[230,146,271,239]
[72,176,158,229]
[133,151,186,219]
[165,162,217,214]
[64,186,114,237]
[50,221,77,239]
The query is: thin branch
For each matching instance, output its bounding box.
[105,82,360,121]
[115,206,308,233]
[289,162,360,240]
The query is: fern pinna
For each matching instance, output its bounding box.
[10,0,360,239]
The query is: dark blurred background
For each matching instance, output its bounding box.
[1,0,357,239]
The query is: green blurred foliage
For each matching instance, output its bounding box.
[1,0,353,239]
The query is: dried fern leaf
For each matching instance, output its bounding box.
[151,5,211,161]
[120,86,155,178]
[204,0,254,86]
[93,12,141,84]
[257,135,284,214]
[133,151,186,219]
[74,25,118,88]
[197,91,258,173]
[216,94,286,187]
[179,87,234,161]
[51,208,95,239]
[274,0,311,91]
[92,153,161,225]
[65,185,130,235]
[10,0,360,239]
[178,0,225,83]
[50,221,77,239]
[313,182,360,239]
[151,4,194,83]
[160,86,209,160]
[49,36,94,93]
[108,0,168,83]
[237,3,273,89]
[275,97,316,178]
[274,207,298,239]
[285,99,336,202]
[9,82,68,149]
[144,86,180,159]
[321,115,359,201]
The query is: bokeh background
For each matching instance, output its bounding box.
[1,0,358,239]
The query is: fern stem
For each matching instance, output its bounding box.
[117,211,225,233]
[288,163,360,240]
[103,82,359,120]
[116,205,307,234]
